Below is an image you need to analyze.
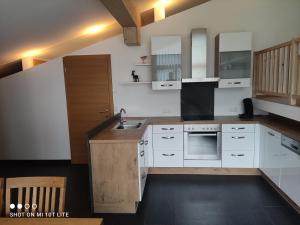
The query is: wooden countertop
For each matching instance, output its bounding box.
[89,115,300,143]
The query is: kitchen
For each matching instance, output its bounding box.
[0,0,300,225]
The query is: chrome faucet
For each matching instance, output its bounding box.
[119,108,126,127]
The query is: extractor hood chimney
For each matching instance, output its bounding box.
[182,28,219,83]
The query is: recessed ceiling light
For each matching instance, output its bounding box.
[22,49,43,58]
[155,0,172,7]
[82,24,106,36]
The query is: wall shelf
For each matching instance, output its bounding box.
[135,63,152,66]
[119,81,151,85]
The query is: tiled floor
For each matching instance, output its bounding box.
[1,161,300,225]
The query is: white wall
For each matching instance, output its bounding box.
[72,0,300,116]
[0,59,71,160]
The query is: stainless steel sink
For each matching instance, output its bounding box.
[113,119,146,130]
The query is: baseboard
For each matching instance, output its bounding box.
[260,170,300,214]
[149,167,261,175]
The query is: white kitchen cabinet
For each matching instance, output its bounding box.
[138,140,146,201]
[154,150,183,167]
[261,127,282,186]
[152,81,182,90]
[153,124,183,133]
[218,78,251,88]
[152,124,184,167]
[280,136,300,206]
[151,36,182,90]
[153,133,183,150]
[143,125,153,167]
[215,32,252,88]
[222,124,256,168]
[222,124,255,133]
[222,151,254,168]
[219,32,252,52]
[151,36,181,55]
[222,132,255,151]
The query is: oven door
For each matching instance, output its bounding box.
[184,131,221,160]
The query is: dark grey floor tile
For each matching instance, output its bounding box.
[263,206,300,225]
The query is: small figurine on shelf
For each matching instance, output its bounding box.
[131,70,139,82]
[140,56,147,64]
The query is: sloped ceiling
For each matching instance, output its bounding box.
[0,0,209,65]
[0,0,116,65]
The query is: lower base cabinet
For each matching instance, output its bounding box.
[89,140,146,213]
[222,151,254,168]
[154,151,183,167]
[280,144,300,206]
[260,127,281,186]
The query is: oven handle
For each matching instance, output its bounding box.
[188,133,217,137]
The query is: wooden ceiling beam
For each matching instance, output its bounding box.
[100,0,140,46]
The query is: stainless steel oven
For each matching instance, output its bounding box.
[184,124,221,160]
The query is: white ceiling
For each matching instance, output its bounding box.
[0,0,114,65]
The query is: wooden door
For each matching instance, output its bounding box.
[63,55,114,164]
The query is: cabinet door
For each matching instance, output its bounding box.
[144,125,153,167]
[280,147,300,206]
[151,36,181,55]
[262,128,281,186]
[138,140,146,201]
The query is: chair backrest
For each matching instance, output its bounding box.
[5,177,66,216]
[0,177,4,216]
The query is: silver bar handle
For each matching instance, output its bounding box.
[162,128,174,131]
[291,144,298,150]
[231,154,245,157]
[162,154,175,156]
[139,140,144,145]
[140,151,145,157]
[268,131,275,136]
[231,127,245,130]
[232,136,245,139]
[162,136,175,139]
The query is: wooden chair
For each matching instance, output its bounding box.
[0,177,4,216]
[5,177,66,216]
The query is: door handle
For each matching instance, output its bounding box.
[99,109,109,113]
[144,140,148,145]
[139,140,144,145]
[140,151,145,157]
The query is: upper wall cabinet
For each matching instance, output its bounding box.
[151,36,181,55]
[151,36,182,90]
[215,32,252,88]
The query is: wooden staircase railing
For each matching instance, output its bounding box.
[253,37,300,106]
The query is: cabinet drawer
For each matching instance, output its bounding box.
[153,133,183,150]
[222,133,254,151]
[222,151,254,168]
[222,124,255,133]
[218,78,250,88]
[153,124,183,133]
[154,151,183,167]
[152,81,182,90]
